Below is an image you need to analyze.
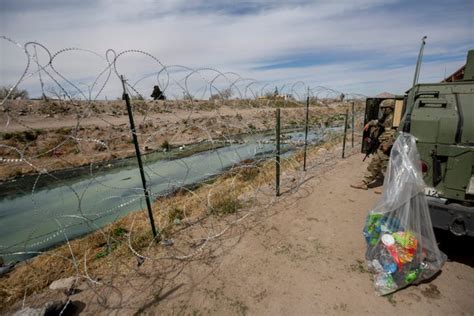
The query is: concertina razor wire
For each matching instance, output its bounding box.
[0,37,366,309]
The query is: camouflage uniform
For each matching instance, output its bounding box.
[362,101,396,184]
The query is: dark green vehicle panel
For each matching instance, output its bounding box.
[403,81,474,203]
[397,50,474,236]
[458,94,474,144]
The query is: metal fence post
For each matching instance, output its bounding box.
[303,89,309,171]
[121,75,158,239]
[276,107,281,196]
[342,108,348,159]
[352,101,355,148]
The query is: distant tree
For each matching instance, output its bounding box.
[221,87,232,99]
[210,87,232,100]
[0,86,29,100]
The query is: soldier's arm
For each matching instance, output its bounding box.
[379,130,396,153]
[364,119,381,131]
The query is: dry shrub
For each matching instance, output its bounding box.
[208,191,242,216]
[0,253,75,305]
[237,165,259,182]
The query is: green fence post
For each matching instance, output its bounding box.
[303,90,309,171]
[276,107,281,196]
[352,101,355,148]
[121,75,158,239]
[342,108,348,159]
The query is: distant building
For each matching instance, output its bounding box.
[257,94,291,100]
[442,65,465,82]
[374,92,395,98]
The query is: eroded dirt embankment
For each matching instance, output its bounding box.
[0,99,362,181]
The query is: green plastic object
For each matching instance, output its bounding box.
[405,270,418,284]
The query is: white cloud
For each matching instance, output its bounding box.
[1,0,472,98]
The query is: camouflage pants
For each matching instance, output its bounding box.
[363,149,389,184]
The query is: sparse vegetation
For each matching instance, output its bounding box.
[210,88,233,100]
[168,206,185,223]
[0,86,29,100]
[237,164,259,182]
[1,130,41,142]
[131,94,145,101]
[208,193,242,215]
[113,227,127,237]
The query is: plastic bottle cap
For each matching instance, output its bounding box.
[381,234,395,246]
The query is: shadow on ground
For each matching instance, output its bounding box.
[434,228,474,268]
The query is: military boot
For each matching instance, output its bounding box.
[350,181,368,190]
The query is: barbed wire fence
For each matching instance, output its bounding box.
[0,36,367,312]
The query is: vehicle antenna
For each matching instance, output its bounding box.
[412,36,427,87]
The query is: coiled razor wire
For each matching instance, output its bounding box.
[0,37,367,310]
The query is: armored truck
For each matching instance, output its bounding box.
[363,50,474,236]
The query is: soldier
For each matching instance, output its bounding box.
[151,85,165,100]
[351,99,396,190]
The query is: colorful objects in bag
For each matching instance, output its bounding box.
[393,231,417,248]
[363,134,447,295]
[364,214,405,246]
[364,213,383,246]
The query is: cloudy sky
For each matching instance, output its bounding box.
[1,0,473,99]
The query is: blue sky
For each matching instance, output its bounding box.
[1,0,473,99]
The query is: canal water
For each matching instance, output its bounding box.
[0,127,342,262]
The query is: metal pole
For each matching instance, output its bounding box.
[351,101,355,148]
[121,75,158,238]
[275,107,281,196]
[303,89,309,171]
[342,109,348,158]
[403,36,427,133]
[412,36,427,87]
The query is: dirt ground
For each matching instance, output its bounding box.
[9,151,474,315]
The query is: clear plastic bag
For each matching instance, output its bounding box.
[363,133,446,295]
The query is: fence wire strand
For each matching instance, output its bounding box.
[0,37,366,312]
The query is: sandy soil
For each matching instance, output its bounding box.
[9,151,473,315]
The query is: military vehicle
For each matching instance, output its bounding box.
[363,49,474,237]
